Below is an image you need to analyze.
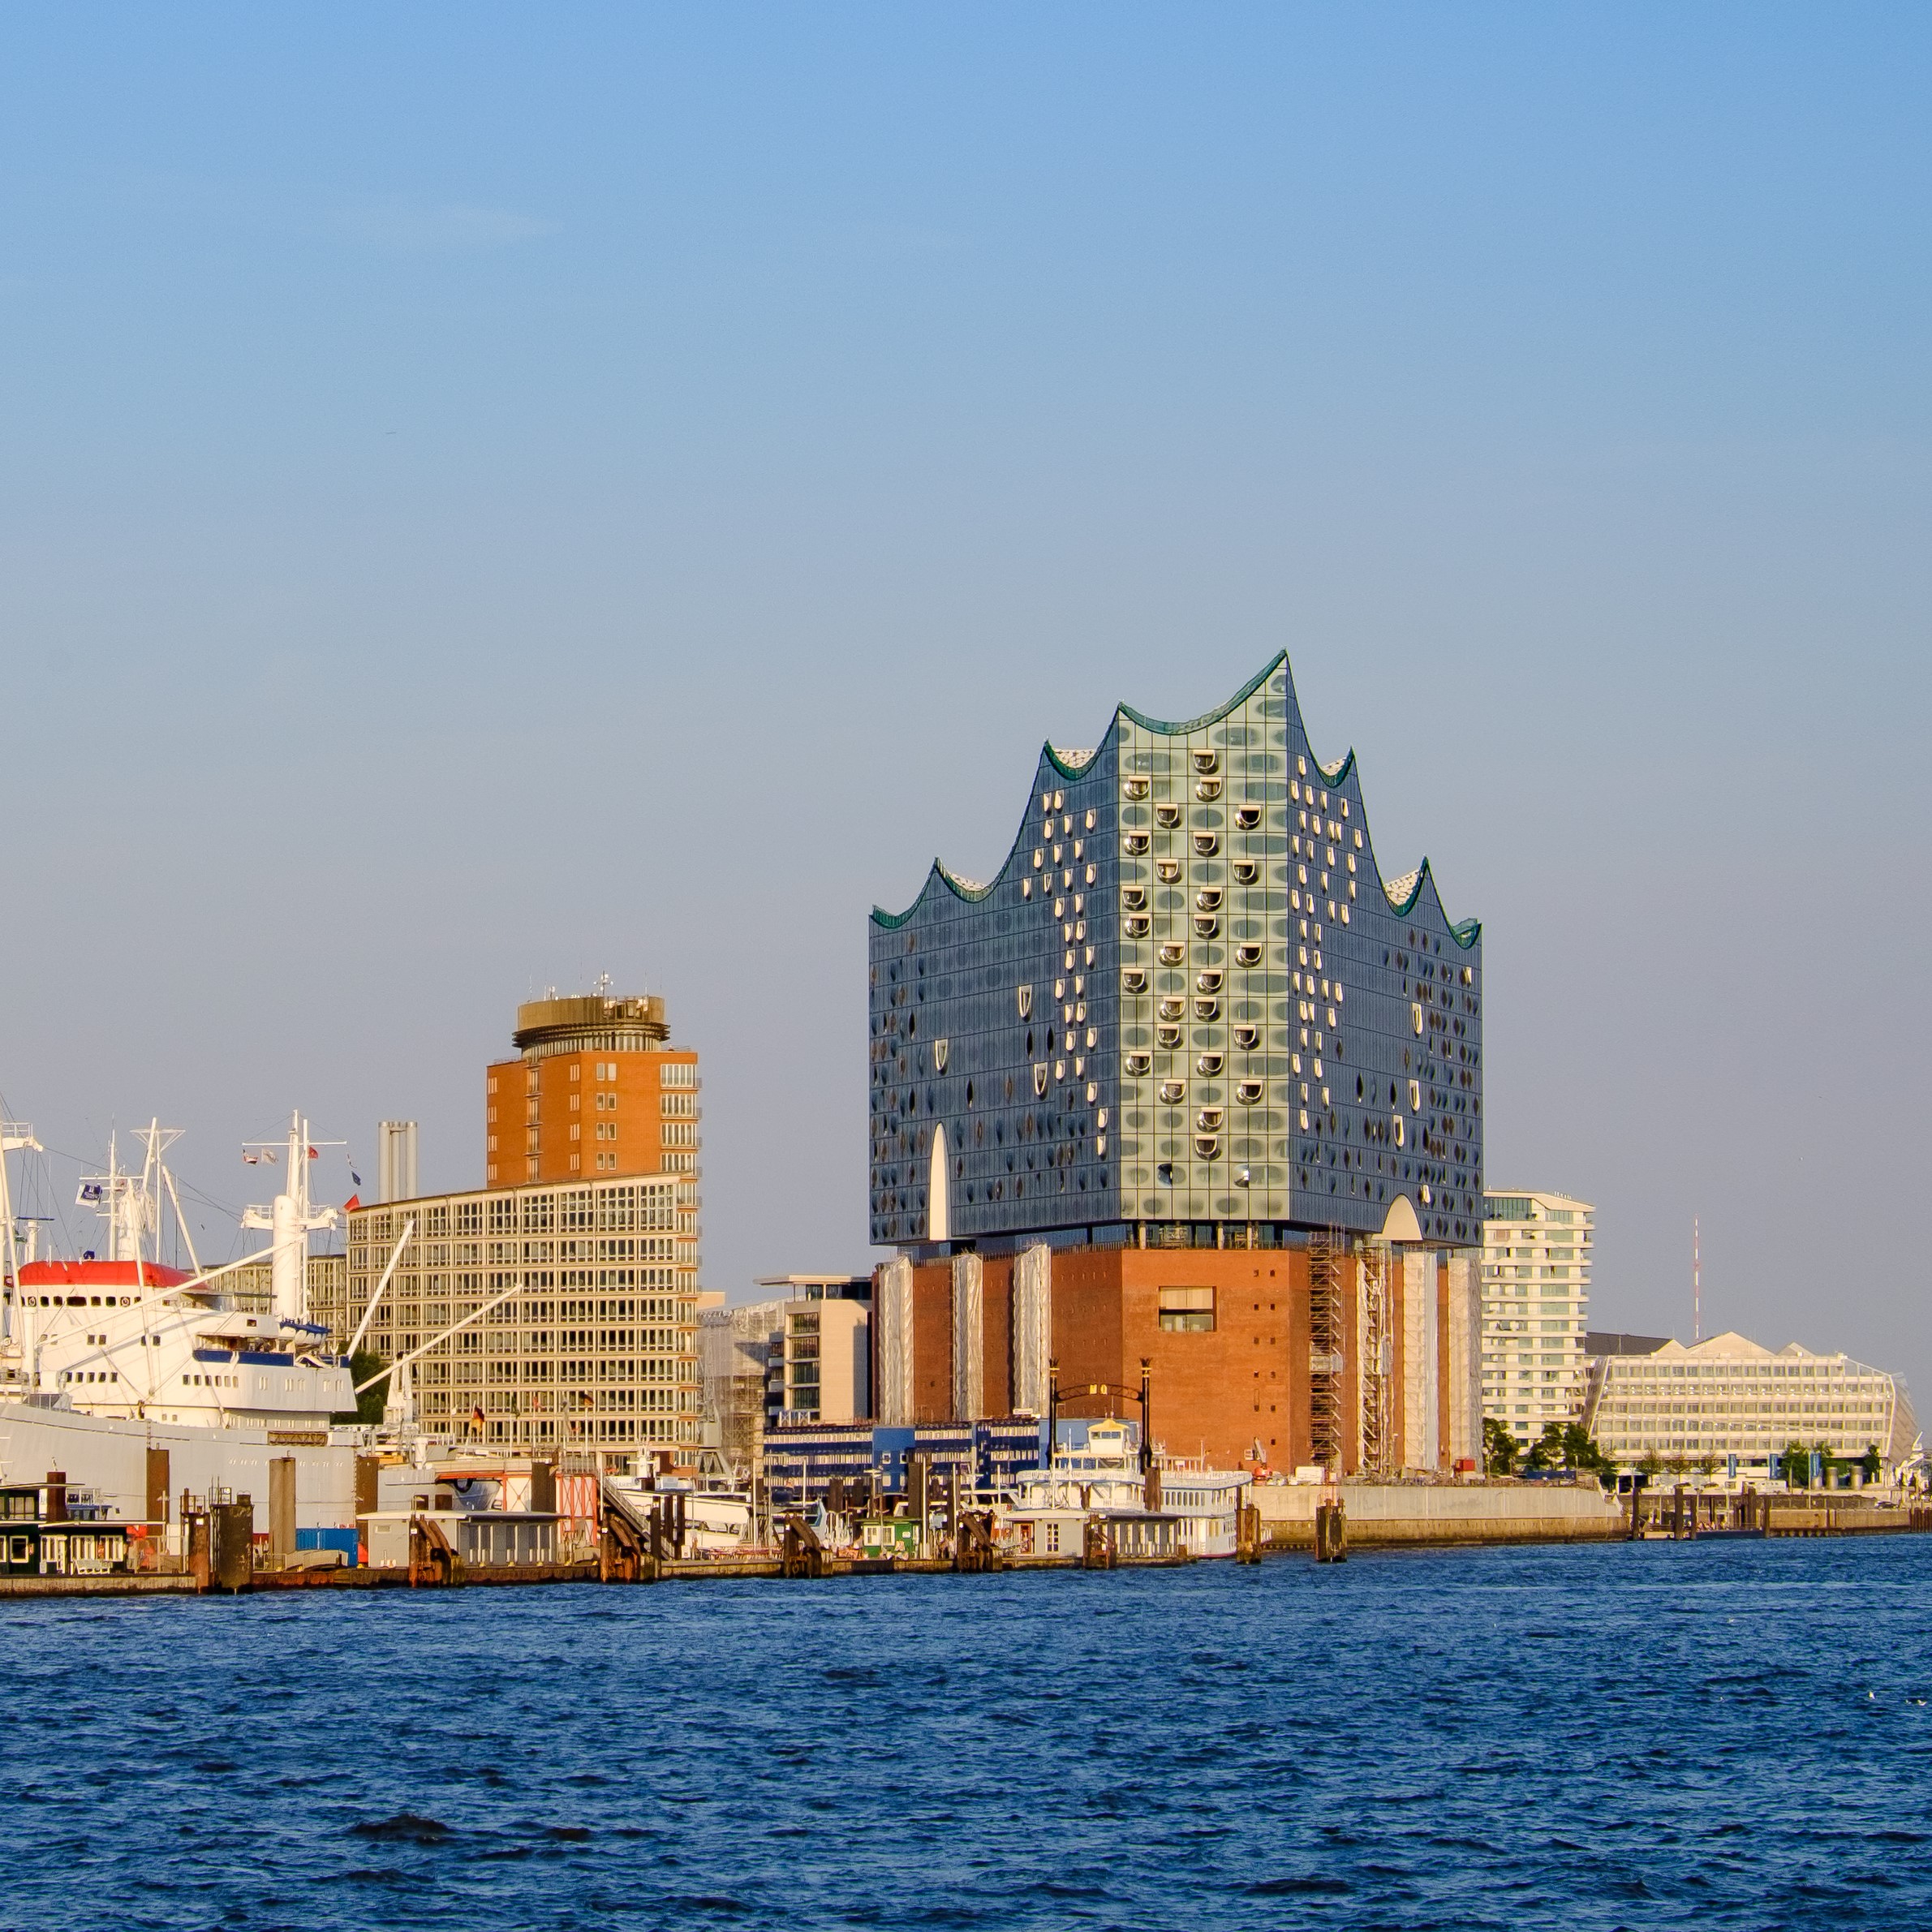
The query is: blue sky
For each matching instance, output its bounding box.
[2,7,1928,1395]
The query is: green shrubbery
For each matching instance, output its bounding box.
[1487,1417,1614,1487]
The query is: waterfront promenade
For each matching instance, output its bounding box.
[6,1537,1927,1929]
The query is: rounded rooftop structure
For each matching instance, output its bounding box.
[512,994,669,1058]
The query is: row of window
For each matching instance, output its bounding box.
[359,1246,691,1275]
[11,1294,138,1308]
[353,1181,687,1241]
[489,1056,699,1095]
[57,1367,291,1392]
[1603,1366,1882,1383]
[342,1272,693,1303]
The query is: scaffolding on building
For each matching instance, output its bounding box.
[1308,1230,1347,1474]
[1356,1237,1392,1480]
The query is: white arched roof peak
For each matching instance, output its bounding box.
[1379,1195,1424,1243]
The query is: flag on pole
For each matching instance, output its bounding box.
[470,1405,485,1435]
[308,1147,318,1160]
[343,1194,360,1214]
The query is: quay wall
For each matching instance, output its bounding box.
[1252,1480,1624,1546]
[0,1573,200,1599]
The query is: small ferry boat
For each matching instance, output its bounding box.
[1001,1418,1250,1560]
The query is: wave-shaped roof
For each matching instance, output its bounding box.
[873,650,1479,944]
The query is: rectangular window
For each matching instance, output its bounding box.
[1158,1286,1216,1333]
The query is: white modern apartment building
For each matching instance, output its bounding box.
[1583,1331,1916,1476]
[1482,1191,1593,1444]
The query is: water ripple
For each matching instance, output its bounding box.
[5,1538,1931,1927]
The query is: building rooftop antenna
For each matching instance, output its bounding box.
[1693,1216,1702,1343]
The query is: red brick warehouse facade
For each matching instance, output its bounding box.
[874,1241,1480,1476]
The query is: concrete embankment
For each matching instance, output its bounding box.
[1765,1504,1920,1536]
[1253,1480,1624,1549]
[0,1573,200,1599]
[1654,1499,1926,1539]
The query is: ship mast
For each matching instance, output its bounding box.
[241,1112,342,1323]
[80,1131,167,1275]
[1,1114,43,1345]
[105,1134,121,1262]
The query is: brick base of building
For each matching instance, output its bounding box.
[876,1241,1481,1476]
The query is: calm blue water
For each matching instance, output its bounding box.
[11,1538,1931,1930]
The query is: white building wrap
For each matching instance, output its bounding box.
[876,1255,914,1426]
[1403,1249,1439,1472]
[1011,1243,1052,1417]
[951,1251,985,1421]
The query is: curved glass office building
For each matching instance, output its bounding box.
[869,654,1484,1258]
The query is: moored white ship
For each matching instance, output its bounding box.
[1002,1418,1250,1559]
[0,1104,368,1538]
[0,1110,372,1546]
[602,1470,755,1555]
[1,1117,352,1433]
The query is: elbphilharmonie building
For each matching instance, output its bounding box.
[868,654,1483,1257]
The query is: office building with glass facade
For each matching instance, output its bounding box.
[866,656,1487,1478]
[868,653,1483,1254]
[1582,1332,1916,1477]
[326,1173,702,1454]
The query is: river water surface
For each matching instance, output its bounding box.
[8,1536,1930,1930]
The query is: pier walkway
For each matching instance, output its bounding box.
[2,1495,1923,1599]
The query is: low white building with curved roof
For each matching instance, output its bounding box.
[1583,1329,1916,1477]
